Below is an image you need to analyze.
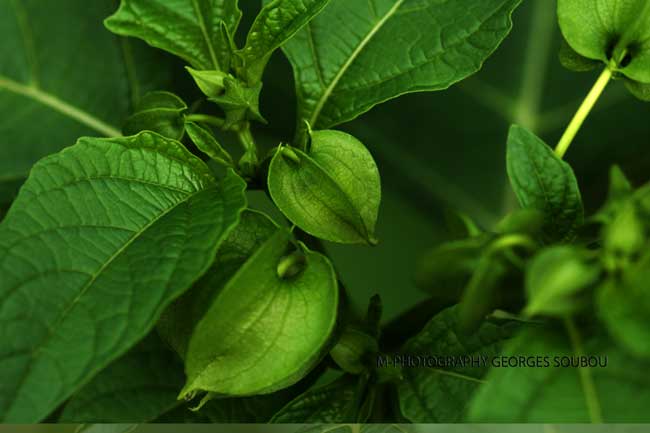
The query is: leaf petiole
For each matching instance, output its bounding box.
[555,67,613,159]
[184,113,226,128]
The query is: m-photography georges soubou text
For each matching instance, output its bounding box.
[377,354,610,369]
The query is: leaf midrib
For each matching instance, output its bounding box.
[0,75,121,137]
[4,182,213,420]
[309,0,405,126]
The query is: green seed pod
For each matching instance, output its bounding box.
[329,328,378,374]
[268,130,381,245]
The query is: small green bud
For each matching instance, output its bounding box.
[603,202,645,270]
[329,328,378,374]
[186,67,229,98]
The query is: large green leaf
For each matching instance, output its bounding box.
[271,375,359,423]
[180,230,338,399]
[468,326,650,422]
[241,0,330,84]
[0,132,247,422]
[280,0,522,129]
[105,0,241,70]
[506,125,583,242]
[0,0,172,206]
[59,333,185,423]
[397,306,515,422]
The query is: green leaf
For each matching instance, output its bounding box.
[625,79,650,101]
[280,0,522,129]
[468,326,650,422]
[185,121,233,167]
[105,0,241,70]
[524,246,599,317]
[123,91,187,140]
[157,209,278,359]
[397,306,515,422]
[558,36,600,72]
[0,0,172,204]
[59,333,185,423]
[271,375,359,423]
[180,229,338,399]
[241,0,330,84]
[506,125,584,242]
[0,132,247,422]
[268,130,381,244]
[597,259,650,358]
[198,387,313,422]
[558,0,650,83]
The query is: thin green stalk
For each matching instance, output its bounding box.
[237,124,258,161]
[185,113,225,128]
[555,67,613,159]
[488,233,537,254]
[564,317,603,423]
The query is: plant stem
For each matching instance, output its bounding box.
[564,317,603,423]
[237,124,257,157]
[555,67,613,159]
[185,113,225,128]
[234,123,259,179]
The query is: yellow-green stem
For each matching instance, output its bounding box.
[555,67,613,159]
